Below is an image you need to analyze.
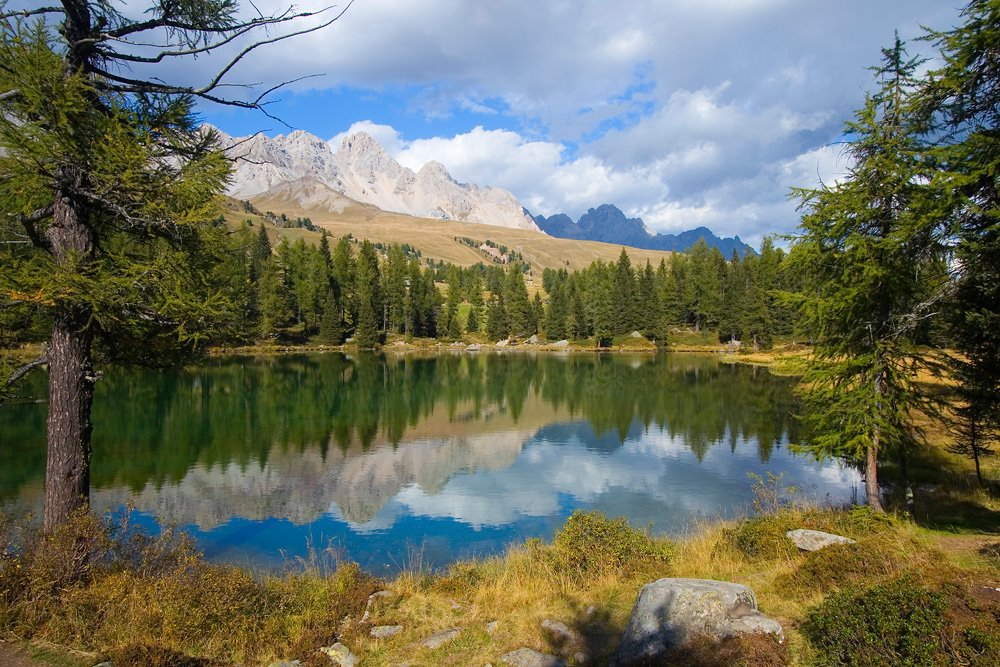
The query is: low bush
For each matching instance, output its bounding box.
[0,510,377,665]
[548,510,674,576]
[781,532,941,592]
[719,514,800,561]
[662,632,790,666]
[803,575,947,666]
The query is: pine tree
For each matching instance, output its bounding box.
[789,37,943,511]
[612,248,638,334]
[919,1,1000,485]
[504,267,533,336]
[0,0,338,527]
[486,293,508,341]
[318,289,344,345]
[352,241,382,348]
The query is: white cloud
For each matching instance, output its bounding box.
[170,0,961,244]
[328,120,406,155]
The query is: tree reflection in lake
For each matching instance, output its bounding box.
[0,352,859,572]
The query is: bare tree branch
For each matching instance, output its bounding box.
[5,351,48,387]
[106,3,302,39]
[0,6,63,21]
[188,3,352,100]
[16,204,54,252]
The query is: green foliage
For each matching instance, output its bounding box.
[548,510,674,575]
[789,38,946,509]
[721,514,799,561]
[803,576,947,667]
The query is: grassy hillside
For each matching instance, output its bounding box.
[220,193,675,273]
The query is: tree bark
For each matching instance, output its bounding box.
[42,178,95,531]
[43,315,94,531]
[867,368,886,512]
[865,438,883,512]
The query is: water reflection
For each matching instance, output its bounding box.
[0,353,860,572]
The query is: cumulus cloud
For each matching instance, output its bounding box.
[164,0,960,244]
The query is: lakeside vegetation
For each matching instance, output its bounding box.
[0,471,996,666]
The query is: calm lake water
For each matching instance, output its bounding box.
[1,352,861,573]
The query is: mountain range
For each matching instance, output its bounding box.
[534,205,753,257]
[213,126,540,231]
[214,126,752,255]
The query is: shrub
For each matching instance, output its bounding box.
[548,510,674,575]
[664,632,790,666]
[720,514,799,561]
[783,532,942,592]
[803,575,947,666]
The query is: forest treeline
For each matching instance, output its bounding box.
[2,218,799,351]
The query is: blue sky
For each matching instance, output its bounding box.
[184,0,962,246]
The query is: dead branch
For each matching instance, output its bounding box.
[6,351,48,387]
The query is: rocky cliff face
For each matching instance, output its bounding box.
[213,126,540,231]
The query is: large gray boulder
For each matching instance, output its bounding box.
[610,578,782,666]
[786,529,856,551]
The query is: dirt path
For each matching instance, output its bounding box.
[0,642,44,667]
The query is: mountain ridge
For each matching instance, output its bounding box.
[212,126,541,231]
[533,204,754,256]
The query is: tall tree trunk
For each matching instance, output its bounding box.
[43,315,94,531]
[42,180,95,531]
[867,368,886,512]
[865,438,883,512]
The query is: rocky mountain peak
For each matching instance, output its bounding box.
[215,126,540,231]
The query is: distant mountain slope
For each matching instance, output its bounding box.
[534,204,754,256]
[212,126,540,231]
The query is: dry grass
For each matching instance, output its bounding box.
[1,503,996,666]
[221,195,675,274]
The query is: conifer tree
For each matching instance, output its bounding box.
[612,248,638,334]
[790,37,943,511]
[353,241,382,348]
[0,0,344,528]
[919,0,1000,484]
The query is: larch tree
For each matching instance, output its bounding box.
[918,0,1000,485]
[789,37,946,511]
[0,0,348,530]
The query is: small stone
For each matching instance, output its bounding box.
[527,334,540,344]
[786,529,856,552]
[267,662,302,667]
[486,620,499,634]
[499,648,566,667]
[92,663,114,667]
[551,340,569,349]
[361,590,392,623]
[630,330,643,338]
[420,627,460,649]
[541,619,586,660]
[451,599,462,610]
[371,625,403,638]
[320,642,358,667]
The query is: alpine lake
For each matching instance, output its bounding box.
[1,351,861,575]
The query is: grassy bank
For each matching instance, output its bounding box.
[2,490,996,666]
